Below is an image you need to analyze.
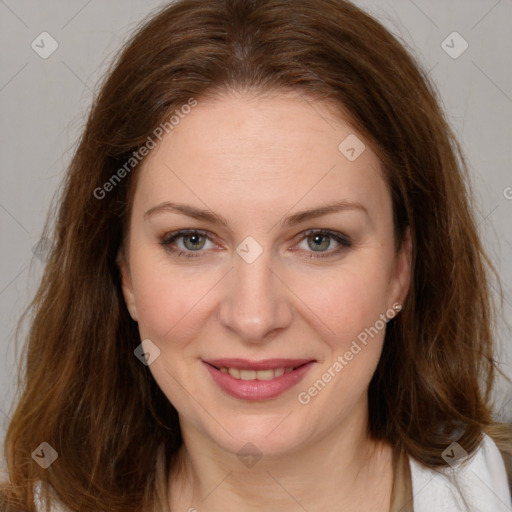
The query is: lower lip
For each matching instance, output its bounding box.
[203,361,315,401]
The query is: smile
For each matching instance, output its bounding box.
[219,366,295,380]
[202,358,315,401]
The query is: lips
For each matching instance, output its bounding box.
[202,358,315,401]
[204,358,313,371]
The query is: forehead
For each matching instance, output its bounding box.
[131,91,390,224]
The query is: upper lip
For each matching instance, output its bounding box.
[203,358,315,370]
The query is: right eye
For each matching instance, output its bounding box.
[160,229,217,258]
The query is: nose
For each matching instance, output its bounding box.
[218,247,294,344]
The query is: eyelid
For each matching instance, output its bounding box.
[160,228,352,259]
[160,228,219,257]
[160,228,213,246]
[292,229,352,258]
[299,228,352,246]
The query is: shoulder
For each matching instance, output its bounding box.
[0,475,69,512]
[33,480,70,512]
[409,433,512,511]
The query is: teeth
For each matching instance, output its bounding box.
[274,368,284,377]
[240,370,256,380]
[253,369,274,381]
[221,367,294,380]
[228,368,240,378]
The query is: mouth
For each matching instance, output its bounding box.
[202,358,315,401]
[205,361,310,380]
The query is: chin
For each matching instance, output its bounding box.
[201,408,313,460]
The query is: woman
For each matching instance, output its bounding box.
[1,0,511,510]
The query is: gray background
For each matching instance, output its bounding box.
[1,0,511,465]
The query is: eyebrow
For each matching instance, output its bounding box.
[143,200,368,228]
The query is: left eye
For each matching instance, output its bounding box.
[296,230,352,257]
[160,229,352,259]
[292,229,352,258]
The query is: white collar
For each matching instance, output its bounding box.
[410,433,512,511]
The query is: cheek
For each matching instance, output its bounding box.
[294,269,389,413]
[129,245,221,343]
[291,261,391,347]
[290,260,392,410]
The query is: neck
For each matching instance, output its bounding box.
[167,405,394,511]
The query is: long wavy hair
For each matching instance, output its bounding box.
[2,0,511,510]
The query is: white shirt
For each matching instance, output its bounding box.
[33,433,512,511]
[410,433,512,511]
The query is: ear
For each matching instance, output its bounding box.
[116,247,139,322]
[389,226,412,307]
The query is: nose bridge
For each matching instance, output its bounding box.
[219,240,293,342]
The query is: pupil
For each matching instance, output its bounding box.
[309,234,329,251]
[185,234,204,250]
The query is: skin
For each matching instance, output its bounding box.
[118,90,412,512]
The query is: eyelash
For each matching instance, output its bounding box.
[159,229,352,260]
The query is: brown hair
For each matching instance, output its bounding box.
[2,0,511,510]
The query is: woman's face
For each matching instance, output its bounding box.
[119,91,411,458]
